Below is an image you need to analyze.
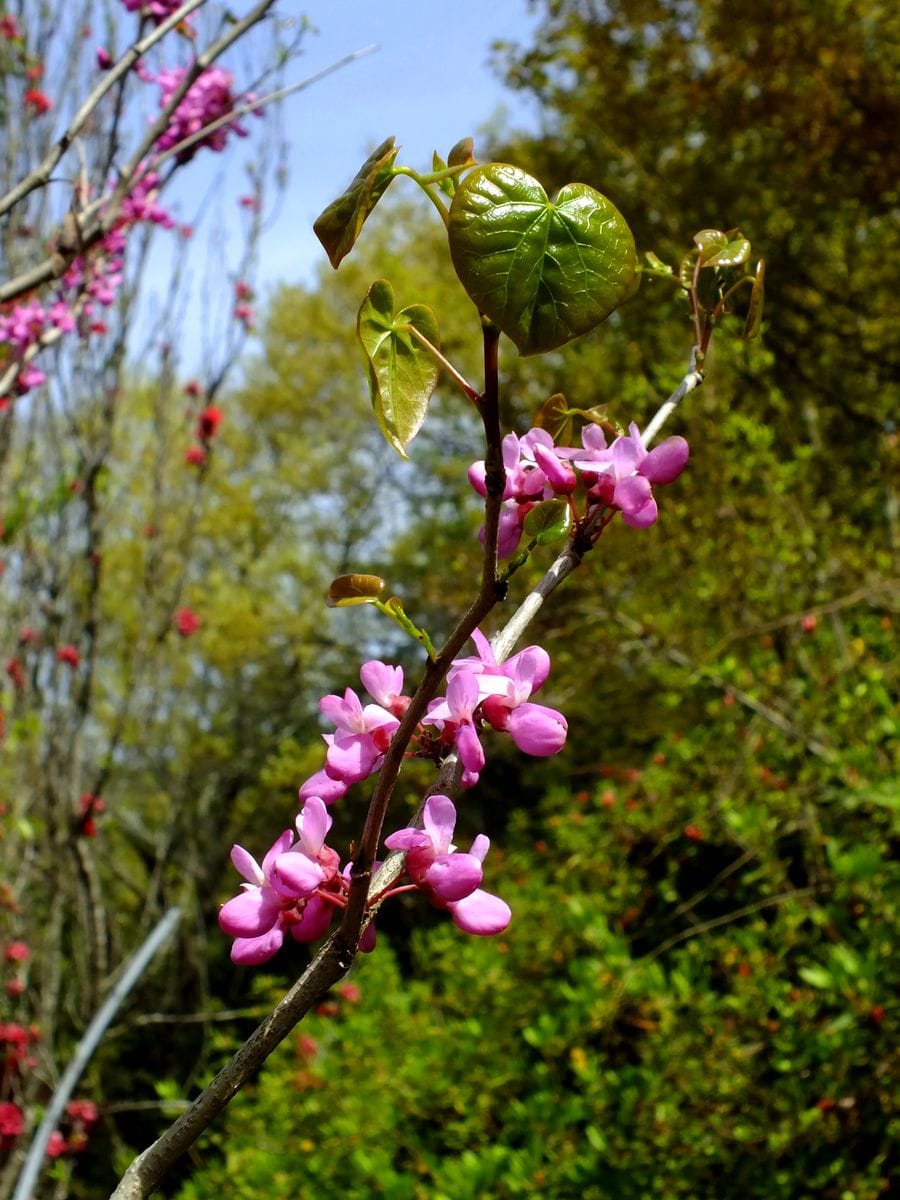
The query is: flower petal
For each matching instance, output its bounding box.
[296,796,331,857]
[271,852,325,897]
[425,852,483,902]
[230,844,264,886]
[449,889,512,936]
[219,886,281,937]
[640,436,689,484]
[506,702,568,756]
[230,927,284,965]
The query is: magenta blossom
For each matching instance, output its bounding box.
[155,66,253,162]
[451,630,568,757]
[319,685,399,785]
[219,797,339,965]
[422,670,486,787]
[571,422,689,528]
[384,795,511,935]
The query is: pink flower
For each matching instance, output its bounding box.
[319,683,399,786]
[571,422,689,528]
[384,795,510,936]
[4,942,29,963]
[120,0,189,23]
[219,799,340,965]
[156,66,250,162]
[45,1131,67,1158]
[422,670,485,787]
[65,1099,98,1127]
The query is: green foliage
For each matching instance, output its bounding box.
[178,768,897,1199]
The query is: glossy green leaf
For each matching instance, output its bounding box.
[357,280,440,458]
[448,164,637,355]
[523,498,573,545]
[742,259,766,340]
[314,138,400,269]
[704,230,752,268]
[693,229,730,264]
[326,574,385,608]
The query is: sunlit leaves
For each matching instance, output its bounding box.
[448,164,637,355]
[357,280,440,457]
[314,137,400,268]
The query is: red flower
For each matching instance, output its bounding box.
[45,1130,67,1158]
[4,942,29,963]
[56,645,81,668]
[175,607,200,638]
[197,405,222,440]
[0,1101,24,1138]
[24,89,52,115]
[0,16,22,38]
[183,379,202,397]
[5,979,25,998]
[184,445,205,467]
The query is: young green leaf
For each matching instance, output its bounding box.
[448,164,637,355]
[313,138,400,269]
[357,280,440,458]
[523,498,573,545]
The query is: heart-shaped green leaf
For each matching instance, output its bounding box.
[357,280,440,458]
[523,498,573,546]
[448,164,636,356]
[314,138,399,269]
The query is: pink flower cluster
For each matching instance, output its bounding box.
[218,797,371,965]
[120,0,185,20]
[221,639,568,963]
[469,423,689,557]
[385,795,510,935]
[156,66,253,162]
[1,173,174,400]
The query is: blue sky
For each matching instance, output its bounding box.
[258,0,541,285]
